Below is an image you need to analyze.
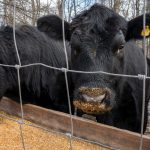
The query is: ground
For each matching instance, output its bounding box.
[0,111,109,150]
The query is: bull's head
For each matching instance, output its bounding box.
[37,4,150,116]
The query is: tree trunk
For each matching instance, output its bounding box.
[113,0,121,13]
[57,0,63,17]
[135,0,140,16]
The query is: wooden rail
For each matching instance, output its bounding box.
[0,97,150,150]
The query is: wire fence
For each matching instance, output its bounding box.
[0,0,149,150]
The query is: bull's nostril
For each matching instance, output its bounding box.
[95,94,106,103]
[82,94,106,103]
[82,94,94,102]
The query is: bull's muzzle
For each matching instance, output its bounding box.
[73,87,112,114]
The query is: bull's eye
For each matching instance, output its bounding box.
[118,44,124,50]
[116,45,124,58]
[116,44,124,54]
[74,48,81,56]
[113,43,124,55]
[117,49,122,54]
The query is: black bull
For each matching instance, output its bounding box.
[37,4,150,133]
[0,25,72,112]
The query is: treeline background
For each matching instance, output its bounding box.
[0,0,150,55]
[0,0,149,25]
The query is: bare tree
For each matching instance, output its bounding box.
[135,0,140,16]
[113,0,122,13]
[57,0,63,17]
[0,0,146,25]
[0,0,60,26]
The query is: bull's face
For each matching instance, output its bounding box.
[70,23,126,114]
[67,4,128,114]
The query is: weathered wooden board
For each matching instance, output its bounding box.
[145,101,150,135]
[0,97,150,150]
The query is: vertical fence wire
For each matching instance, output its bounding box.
[62,0,69,70]
[16,67,26,150]
[13,0,26,149]
[139,0,147,149]
[62,0,73,149]
[13,0,21,66]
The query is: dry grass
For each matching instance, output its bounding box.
[0,112,109,150]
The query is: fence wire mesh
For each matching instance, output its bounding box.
[0,0,149,150]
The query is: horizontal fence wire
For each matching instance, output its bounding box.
[0,63,150,79]
[0,0,148,150]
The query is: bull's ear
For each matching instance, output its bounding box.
[37,15,71,41]
[126,13,150,41]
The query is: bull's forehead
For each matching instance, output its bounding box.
[71,4,127,35]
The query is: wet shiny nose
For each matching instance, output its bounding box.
[79,87,110,103]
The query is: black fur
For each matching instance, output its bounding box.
[0,25,71,112]
[37,15,70,41]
